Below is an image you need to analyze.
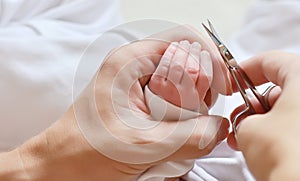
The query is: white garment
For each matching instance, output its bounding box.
[0,0,121,151]
[189,0,300,180]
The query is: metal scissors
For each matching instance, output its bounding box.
[202,20,274,137]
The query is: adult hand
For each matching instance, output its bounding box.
[0,25,230,181]
[227,51,300,181]
[75,25,230,180]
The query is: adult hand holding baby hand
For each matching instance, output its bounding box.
[75,25,230,180]
[1,25,230,181]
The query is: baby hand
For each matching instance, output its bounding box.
[148,40,213,113]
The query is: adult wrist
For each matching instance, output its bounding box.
[16,129,58,181]
[18,107,145,181]
[1,109,83,181]
[0,150,29,180]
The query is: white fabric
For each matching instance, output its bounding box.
[229,0,300,60]
[184,142,254,181]
[0,0,121,151]
[189,0,300,180]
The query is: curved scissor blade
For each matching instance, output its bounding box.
[207,19,221,39]
[202,22,222,47]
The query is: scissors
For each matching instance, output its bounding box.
[202,20,274,137]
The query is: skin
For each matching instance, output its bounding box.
[227,51,300,181]
[148,40,214,112]
[0,25,230,181]
[147,40,214,180]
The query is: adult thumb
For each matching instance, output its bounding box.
[159,115,229,162]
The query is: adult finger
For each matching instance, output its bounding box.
[231,51,300,92]
[154,115,230,162]
[227,86,282,150]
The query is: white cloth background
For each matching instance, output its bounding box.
[0,0,121,151]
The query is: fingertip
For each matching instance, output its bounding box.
[230,104,246,123]
[191,42,201,51]
[188,42,201,65]
[227,132,239,151]
[265,85,281,107]
[217,117,230,141]
[200,50,209,56]
[171,42,179,46]
[200,50,213,83]
[179,40,190,45]
[167,42,179,54]
[178,40,190,52]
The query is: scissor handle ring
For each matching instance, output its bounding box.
[233,85,276,140]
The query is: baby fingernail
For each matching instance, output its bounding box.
[191,42,201,49]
